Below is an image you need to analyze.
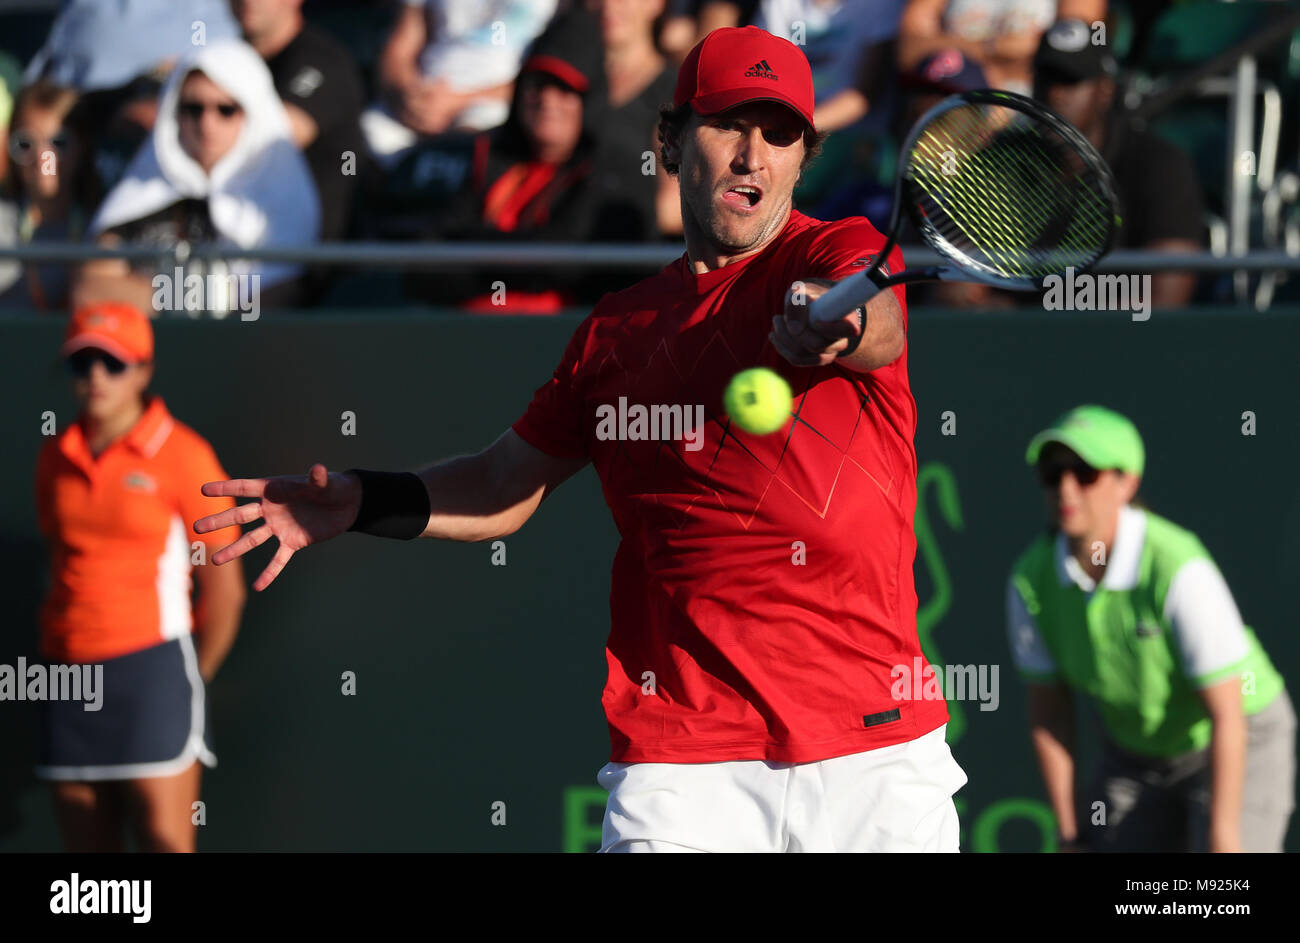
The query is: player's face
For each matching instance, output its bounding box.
[588,0,666,47]
[177,71,246,174]
[676,101,807,258]
[68,349,152,423]
[519,75,584,165]
[1038,444,1135,539]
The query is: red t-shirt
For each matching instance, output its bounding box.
[513,210,948,763]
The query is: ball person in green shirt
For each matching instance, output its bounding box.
[1006,405,1295,852]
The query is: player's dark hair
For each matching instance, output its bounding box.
[656,102,828,177]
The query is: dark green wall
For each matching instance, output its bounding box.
[0,307,1296,851]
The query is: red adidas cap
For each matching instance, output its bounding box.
[674,26,816,131]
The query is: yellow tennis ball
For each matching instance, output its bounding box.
[725,368,793,435]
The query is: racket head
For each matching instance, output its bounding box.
[895,88,1122,290]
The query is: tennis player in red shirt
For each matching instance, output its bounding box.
[197,26,967,852]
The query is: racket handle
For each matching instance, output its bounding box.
[808,273,882,328]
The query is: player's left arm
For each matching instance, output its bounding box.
[770,277,904,374]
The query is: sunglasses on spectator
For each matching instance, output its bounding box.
[66,349,129,378]
[8,129,71,165]
[1038,460,1105,488]
[178,100,242,120]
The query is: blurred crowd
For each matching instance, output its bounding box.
[0,0,1268,315]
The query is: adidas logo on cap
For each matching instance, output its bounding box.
[743,59,779,80]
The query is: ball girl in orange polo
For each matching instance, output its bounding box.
[34,302,246,851]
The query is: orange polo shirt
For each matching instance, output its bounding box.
[34,395,241,663]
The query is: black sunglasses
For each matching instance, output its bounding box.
[1038,460,1104,488]
[178,100,242,120]
[66,349,128,378]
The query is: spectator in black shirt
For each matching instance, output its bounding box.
[234,0,366,242]
[1034,18,1203,307]
[590,0,682,238]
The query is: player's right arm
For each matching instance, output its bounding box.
[194,429,586,591]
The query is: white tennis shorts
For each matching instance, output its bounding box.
[598,724,968,852]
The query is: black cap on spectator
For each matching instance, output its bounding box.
[1034,19,1118,84]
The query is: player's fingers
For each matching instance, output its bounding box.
[807,311,859,341]
[194,501,263,534]
[796,323,843,353]
[779,314,848,354]
[784,279,830,313]
[264,471,331,505]
[202,478,266,499]
[251,543,295,593]
[771,318,819,360]
[771,317,801,353]
[210,523,273,566]
[769,323,823,367]
[307,463,329,489]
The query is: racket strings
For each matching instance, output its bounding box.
[912,134,1056,273]
[914,136,1108,274]
[903,102,1114,282]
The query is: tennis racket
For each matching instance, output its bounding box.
[808,88,1122,327]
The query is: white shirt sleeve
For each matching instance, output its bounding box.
[1006,577,1058,677]
[1163,557,1250,684]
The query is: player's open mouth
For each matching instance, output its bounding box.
[722,185,763,210]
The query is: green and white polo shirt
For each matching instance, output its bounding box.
[1006,505,1283,758]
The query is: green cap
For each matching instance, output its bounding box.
[1025,405,1145,475]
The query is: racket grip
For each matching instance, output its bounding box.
[808,274,882,328]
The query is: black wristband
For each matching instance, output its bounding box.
[345,469,430,540]
[836,304,868,358]
[836,263,889,359]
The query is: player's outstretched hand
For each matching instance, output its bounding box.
[194,464,363,592]
[771,278,862,367]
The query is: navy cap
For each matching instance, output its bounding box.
[903,49,989,95]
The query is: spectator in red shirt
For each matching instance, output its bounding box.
[414,7,652,312]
